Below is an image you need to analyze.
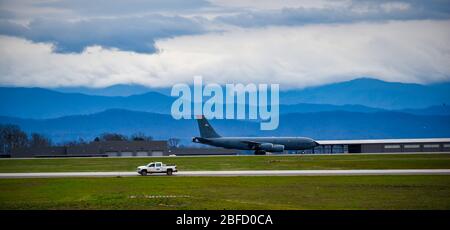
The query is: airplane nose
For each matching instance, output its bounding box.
[313,141,320,147]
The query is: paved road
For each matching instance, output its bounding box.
[1,169,450,178]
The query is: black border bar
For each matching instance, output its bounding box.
[1,210,450,228]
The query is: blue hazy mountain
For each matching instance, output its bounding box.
[55,78,450,109]
[400,105,450,116]
[281,103,450,115]
[2,77,450,119]
[51,79,450,107]
[279,103,384,114]
[0,87,173,119]
[280,78,450,109]
[1,109,449,144]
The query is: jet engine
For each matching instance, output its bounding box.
[259,143,285,152]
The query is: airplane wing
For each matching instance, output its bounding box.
[241,140,263,149]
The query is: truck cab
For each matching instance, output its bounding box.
[137,162,177,176]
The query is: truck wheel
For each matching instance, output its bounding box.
[167,169,173,176]
[141,170,147,176]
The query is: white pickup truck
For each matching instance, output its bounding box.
[137,162,178,176]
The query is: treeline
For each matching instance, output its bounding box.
[0,124,181,154]
[0,124,51,154]
[60,133,179,148]
[66,132,155,146]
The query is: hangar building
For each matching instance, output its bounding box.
[11,140,167,158]
[311,138,450,154]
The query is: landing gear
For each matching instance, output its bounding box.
[254,150,266,155]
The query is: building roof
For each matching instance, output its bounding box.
[169,147,238,156]
[11,140,168,157]
[89,140,167,151]
[317,138,450,145]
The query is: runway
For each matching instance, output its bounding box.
[1,169,450,178]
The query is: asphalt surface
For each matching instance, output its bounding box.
[1,169,450,178]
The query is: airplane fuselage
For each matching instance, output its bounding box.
[193,115,319,154]
[193,136,318,150]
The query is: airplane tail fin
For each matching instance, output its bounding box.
[196,115,221,138]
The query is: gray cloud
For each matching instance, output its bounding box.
[0,9,15,19]
[215,0,450,27]
[2,0,211,18]
[0,0,212,53]
[39,0,211,15]
[1,0,450,53]
[0,15,207,53]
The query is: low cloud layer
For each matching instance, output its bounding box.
[1,20,449,89]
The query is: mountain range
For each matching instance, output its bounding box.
[2,78,450,119]
[0,87,173,119]
[0,109,448,144]
[280,78,450,109]
[53,78,450,109]
[1,78,450,143]
[50,78,450,109]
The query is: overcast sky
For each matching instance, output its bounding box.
[0,0,449,89]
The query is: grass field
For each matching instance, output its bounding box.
[0,153,449,172]
[0,175,449,210]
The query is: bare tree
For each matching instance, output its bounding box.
[29,133,52,147]
[0,124,28,153]
[64,137,87,146]
[131,132,153,141]
[99,133,128,141]
[78,137,87,145]
[167,138,180,148]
